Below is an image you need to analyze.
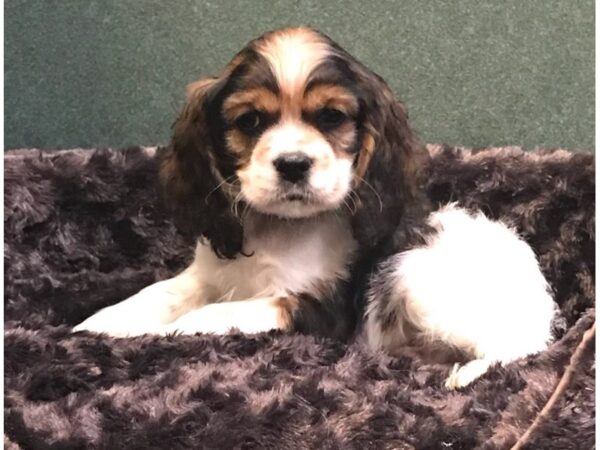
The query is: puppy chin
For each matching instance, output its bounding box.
[254,199,334,219]
[242,187,348,219]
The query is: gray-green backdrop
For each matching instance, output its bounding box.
[5,0,594,151]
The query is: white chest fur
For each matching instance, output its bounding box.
[74,213,357,337]
[194,212,358,302]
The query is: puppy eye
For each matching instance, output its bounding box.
[314,108,347,131]
[235,110,265,135]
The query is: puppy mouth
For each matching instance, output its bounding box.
[282,192,310,202]
[248,186,329,218]
[278,185,313,203]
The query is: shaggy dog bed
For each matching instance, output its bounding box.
[4,145,595,450]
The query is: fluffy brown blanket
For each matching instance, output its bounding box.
[4,145,595,450]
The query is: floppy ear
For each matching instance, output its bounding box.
[159,77,244,259]
[351,72,431,253]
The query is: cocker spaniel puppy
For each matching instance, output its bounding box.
[74,27,555,388]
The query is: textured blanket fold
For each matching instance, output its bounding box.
[4,145,595,449]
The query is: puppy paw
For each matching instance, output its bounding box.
[73,316,130,337]
[73,310,162,337]
[163,300,282,335]
[162,307,233,335]
[445,359,492,389]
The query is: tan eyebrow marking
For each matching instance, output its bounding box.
[303,84,359,116]
[222,87,280,121]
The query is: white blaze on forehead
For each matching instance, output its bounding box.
[256,28,330,95]
[268,123,305,151]
[263,122,332,160]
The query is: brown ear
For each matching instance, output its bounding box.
[350,71,431,254]
[160,77,244,259]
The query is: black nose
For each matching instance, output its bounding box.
[273,152,313,183]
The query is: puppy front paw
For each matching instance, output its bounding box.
[73,315,130,337]
[163,300,281,336]
[73,310,162,337]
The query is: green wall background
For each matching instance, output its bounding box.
[5,0,594,151]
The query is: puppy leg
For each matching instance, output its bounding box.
[160,296,297,335]
[366,205,555,389]
[445,360,494,389]
[73,266,208,337]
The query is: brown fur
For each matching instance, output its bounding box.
[222,87,279,120]
[275,295,301,330]
[302,84,359,115]
[354,131,376,179]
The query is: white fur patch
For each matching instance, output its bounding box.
[257,28,329,96]
[195,212,357,302]
[366,204,555,388]
[161,297,282,335]
[74,212,357,337]
[72,268,207,337]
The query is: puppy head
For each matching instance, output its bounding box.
[162,27,427,258]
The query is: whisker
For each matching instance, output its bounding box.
[342,198,356,215]
[348,189,360,206]
[346,190,359,211]
[344,192,358,215]
[231,191,246,219]
[240,201,252,220]
[355,176,383,213]
[205,175,237,204]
